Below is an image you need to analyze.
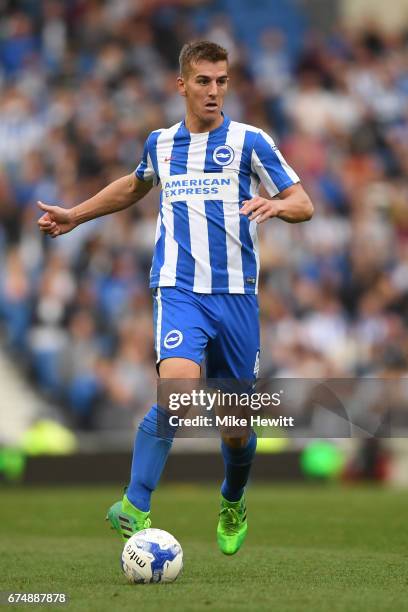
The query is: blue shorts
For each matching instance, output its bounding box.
[152,287,260,379]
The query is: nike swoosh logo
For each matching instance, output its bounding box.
[164,157,176,162]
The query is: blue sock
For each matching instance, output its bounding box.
[126,404,177,512]
[221,431,257,502]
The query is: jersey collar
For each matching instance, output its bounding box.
[181,113,230,137]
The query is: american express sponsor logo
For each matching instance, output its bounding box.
[162,173,235,201]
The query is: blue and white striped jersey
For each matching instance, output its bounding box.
[135,114,299,294]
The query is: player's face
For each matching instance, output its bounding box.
[177,60,228,128]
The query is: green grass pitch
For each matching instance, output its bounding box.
[1,484,408,611]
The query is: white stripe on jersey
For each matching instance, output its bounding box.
[146,152,158,185]
[185,133,212,291]
[223,122,245,293]
[250,173,261,197]
[156,123,182,287]
[249,220,260,294]
[155,288,162,362]
[155,122,182,180]
[251,148,279,197]
[149,215,162,288]
[249,173,261,293]
[153,215,161,245]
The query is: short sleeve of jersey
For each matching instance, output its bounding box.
[135,132,160,185]
[251,130,299,197]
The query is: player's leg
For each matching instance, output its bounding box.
[206,294,260,554]
[216,432,256,555]
[124,357,199,512]
[107,288,209,541]
[107,357,200,540]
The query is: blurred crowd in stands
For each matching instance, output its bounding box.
[0,0,408,429]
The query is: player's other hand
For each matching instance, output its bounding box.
[240,197,280,224]
[37,201,77,238]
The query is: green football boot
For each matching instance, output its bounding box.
[106,494,151,542]
[217,495,248,555]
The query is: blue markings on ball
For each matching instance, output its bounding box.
[132,538,152,552]
[149,543,180,583]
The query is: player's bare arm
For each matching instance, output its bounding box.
[240,183,313,224]
[37,174,152,238]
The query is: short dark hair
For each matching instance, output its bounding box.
[179,40,228,76]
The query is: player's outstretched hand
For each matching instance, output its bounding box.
[240,197,280,224]
[37,201,77,238]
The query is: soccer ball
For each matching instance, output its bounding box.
[121,528,183,584]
